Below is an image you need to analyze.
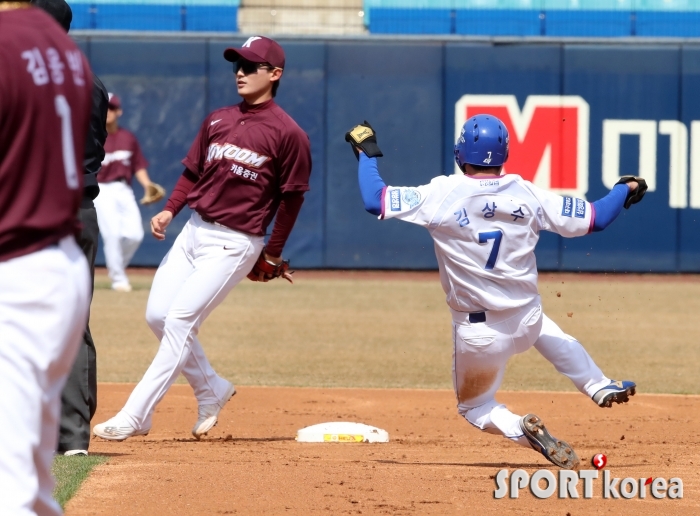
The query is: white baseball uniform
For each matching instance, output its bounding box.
[381,173,611,446]
[94,93,312,438]
[94,127,148,290]
[0,238,90,515]
[93,180,144,288]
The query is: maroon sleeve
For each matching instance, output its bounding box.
[131,133,149,171]
[0,50,7,121]
[164,168,198,216]
[277,126,311,193]
[265,192,305,257]
[181,117,210,176]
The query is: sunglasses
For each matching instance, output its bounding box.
[235,60,274,75]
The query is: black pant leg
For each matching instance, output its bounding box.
[58,203,99,452]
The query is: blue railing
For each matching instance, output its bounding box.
[69,0,239,31]
[365,0,700,37]
[68,0,700,36]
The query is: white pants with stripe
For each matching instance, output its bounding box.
[451,296,611,448]
[120,213,264,429]
[94,181,144,288]
[0,237,90,516]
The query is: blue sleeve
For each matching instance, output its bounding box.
[358,152,386,216]
[591,184,629,232]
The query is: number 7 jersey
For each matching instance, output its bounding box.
[381,173,593,312]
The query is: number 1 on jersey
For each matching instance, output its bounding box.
[478,230,503,270]
[55,95,79,190]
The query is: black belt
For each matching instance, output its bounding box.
[468,312,486,323]
[200,215,236,232]
[199,215,258,238]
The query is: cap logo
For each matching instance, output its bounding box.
[242,37,262,48]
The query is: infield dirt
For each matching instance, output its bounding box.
[66,384,699,515]
[67,271,700,514]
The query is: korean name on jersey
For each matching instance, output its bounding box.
[381,174,592,313]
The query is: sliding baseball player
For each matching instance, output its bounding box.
[346,116,644,469]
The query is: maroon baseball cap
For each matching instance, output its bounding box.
[107,92,121,110]
[223,36,285,69]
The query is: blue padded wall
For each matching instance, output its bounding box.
[324,42,443,268]
[679,46,700,271]
[561,45,681,272]
[78,36,700,271]
[88,39,208,266]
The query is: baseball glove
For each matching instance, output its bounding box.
[345,121,383,160]
[140,183,166,205]
[247,250,294,283]
[615,175,648,209]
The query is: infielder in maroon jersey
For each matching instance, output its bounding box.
[0,2,92,513]
[95,93,163,292]
[94,36,311,441]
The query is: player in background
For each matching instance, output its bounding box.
[30,0,109,459]
[0,1,92,513]
[94,36,311,441]
[346,116,645,469]
[94,93,165,292]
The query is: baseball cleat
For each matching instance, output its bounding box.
[520,414,580,470]
[93,414,149,441]
[592,380,636,408]
[192,383,237,439]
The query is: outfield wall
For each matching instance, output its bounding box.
[76,34,700,271]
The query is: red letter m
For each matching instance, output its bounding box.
[455,95,589,198]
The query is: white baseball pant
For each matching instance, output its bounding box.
[119,213,264,429]
[451,297,611,448]
[0,237,90,516]
[94,180,144,289]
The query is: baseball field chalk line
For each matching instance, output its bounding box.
[296,422,389,443]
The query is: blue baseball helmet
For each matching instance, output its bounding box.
[454,114,509,170]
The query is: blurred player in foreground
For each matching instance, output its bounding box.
[0,1,92,513]
[31,0,110,458]
[94,93,165,292]
[94,36,311,441]
[346,116,645,469]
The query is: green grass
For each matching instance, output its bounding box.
[90,271,700,394]
[52,455,107,509]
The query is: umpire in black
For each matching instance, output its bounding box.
[32,0,108,455]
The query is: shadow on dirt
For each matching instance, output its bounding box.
[374,459,544,468]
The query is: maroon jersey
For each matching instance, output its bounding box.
[0,6,92,262]
[98,127,149,184]
[182,99,311,236]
